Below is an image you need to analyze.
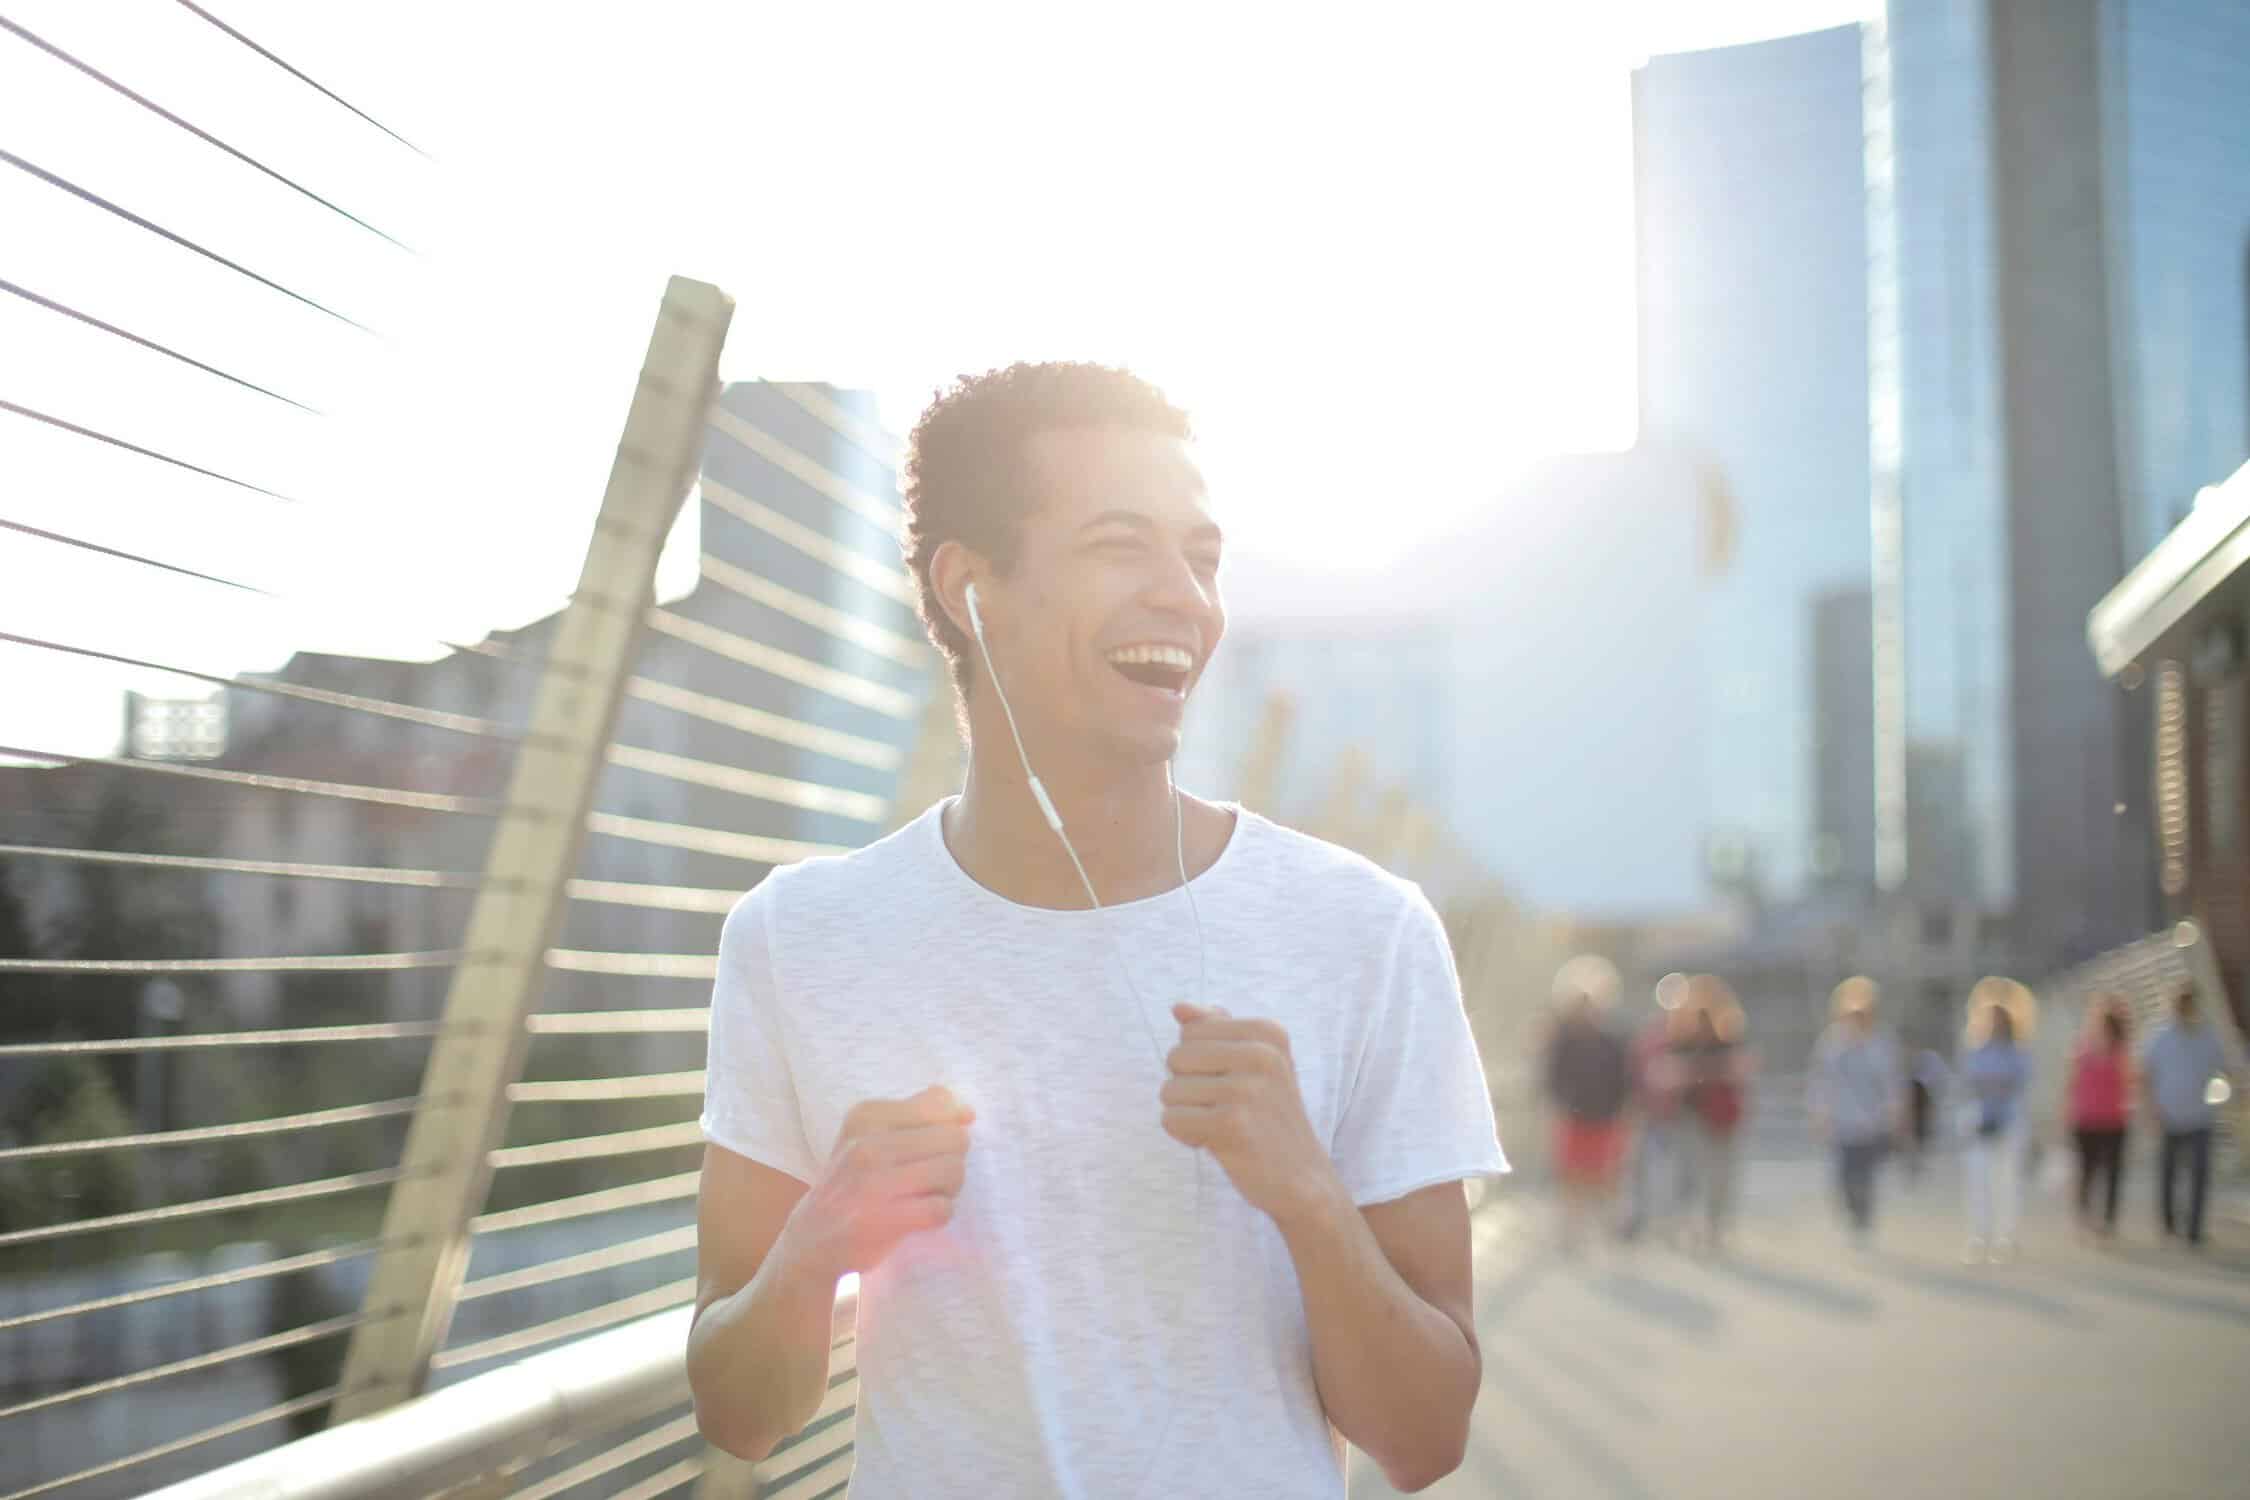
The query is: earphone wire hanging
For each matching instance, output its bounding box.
[963,579,1209,1497]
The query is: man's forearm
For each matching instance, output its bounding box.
[1275,1175,1479,1491]
[688,1222,841,1460]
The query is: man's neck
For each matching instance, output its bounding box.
[943,744,1220,910]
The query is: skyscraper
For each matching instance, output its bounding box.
[2104,1,2250,553]
[1634,25,1874,897]
[1884,0,2247,960]
[1885,1,2013,910]
[1812,587,1878,890]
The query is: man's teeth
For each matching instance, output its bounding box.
[1105,645,1193,670]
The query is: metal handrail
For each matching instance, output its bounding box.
[138,1289,860,1500]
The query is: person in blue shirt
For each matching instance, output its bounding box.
[2141,987,2234,1248]
[1958,980,2035,1265]
[1809,977,1901,1244]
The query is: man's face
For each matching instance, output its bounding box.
[980,425,1225,767]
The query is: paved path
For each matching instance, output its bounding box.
[1353,1155,2250,1500]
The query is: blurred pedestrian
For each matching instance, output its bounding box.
[2065,994,2134,1243]
[1960,979,2036,1265]
[1619,973,1692,1243]
[1541,956,1632,1253]
[2143,987,2232,1249]
[1676,975,1754,1253]
[1809,977,1900,1244]
[1902,1042,1950,1182]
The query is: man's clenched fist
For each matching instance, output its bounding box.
[1161,1004,1339,1227]
[789,1085,974,1278]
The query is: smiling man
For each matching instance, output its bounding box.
[688,363,1504,1495]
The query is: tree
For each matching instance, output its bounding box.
[0,770,214,1253]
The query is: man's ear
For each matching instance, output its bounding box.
[928,539,982,643]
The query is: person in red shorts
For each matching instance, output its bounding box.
[1541,956,1633,1252]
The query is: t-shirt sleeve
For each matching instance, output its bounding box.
[1328,886,1509,1207]
[699,880,819,1185]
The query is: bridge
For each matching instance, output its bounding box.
[5,257,2250,1498]
[6,66,2250,1497]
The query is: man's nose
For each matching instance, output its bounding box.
[1143,551,1215,619]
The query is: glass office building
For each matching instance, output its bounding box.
[2102,0,2250,554]
[1634,25,1874,898]
[1887,0,2250,939]
[1887,0,2013,910]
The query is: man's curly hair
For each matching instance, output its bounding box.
[902,362,1194,693]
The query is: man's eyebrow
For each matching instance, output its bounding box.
[1078,509,1225,545]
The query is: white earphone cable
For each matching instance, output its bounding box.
[969,594,1208,1050]
[965,584,1209,1499]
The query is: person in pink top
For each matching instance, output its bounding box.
[2066,993,2135,1241]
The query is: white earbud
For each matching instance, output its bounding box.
[964,581,985,643]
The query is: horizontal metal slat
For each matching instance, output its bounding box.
[431,1277,697,1373]
[508,1070,706,1104]
[623,674,901,770]
[606,741,888,823]
[0,949,463,974]
[585,809,843,866]
[698,551,926,665]
[458,1226,699,1302]
[0,1095,423,1162]
[698,477,913,605]
[0,742,503,814]
[0,1021,453,1059]
[0,1164,413,1250]
[524,1009,707,1037]
[0,1238,388,1335]
[707,405,901,533]
[488,1122,705,1172]
[544,949,717,981]
[469,1171,701,1237]
[645,609,916,719]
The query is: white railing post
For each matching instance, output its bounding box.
[332,277,734,1421]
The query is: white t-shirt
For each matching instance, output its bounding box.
[700,798,1505,1498]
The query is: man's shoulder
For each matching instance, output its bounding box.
[1231,809,1427,918]
[728,808,945,930]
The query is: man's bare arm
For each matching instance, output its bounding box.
[690,1088,974,1459]
[687,1148,833,1460]
[1160,1007,1479,1492]
[1277,1180,1481,1492]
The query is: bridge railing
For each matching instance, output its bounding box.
[139,1289,862,1500]
[2,255,949,1495]
[6,24,1537,1482]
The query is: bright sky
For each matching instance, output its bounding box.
[1,0,1874,757]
